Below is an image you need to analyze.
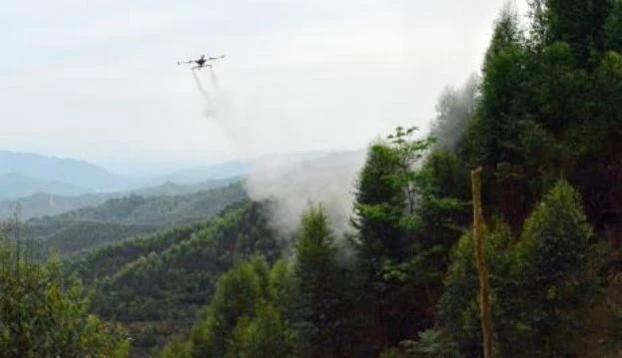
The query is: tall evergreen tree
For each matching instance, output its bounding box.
[293,204,350,357]
[439,181,596,356]
[533,0,613,64]
[163,254,295,358]
[351,127,438,352]
[516,180,594,355]
[438,221,515,357]
[189,255,272,358]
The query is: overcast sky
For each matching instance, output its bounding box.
[0,0,529,172]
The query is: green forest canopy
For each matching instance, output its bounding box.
[2,1,622,357]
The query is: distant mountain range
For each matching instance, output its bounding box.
[161,160,252,184]
[0,176,243,219]
[0,151,126,192]
[0,149,364,216]
[28,182,248,255]
[0,173,93,200]
[0,150,251,201]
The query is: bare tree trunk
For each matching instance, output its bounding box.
[471,167,494,358]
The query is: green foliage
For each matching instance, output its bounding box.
[440,181,597,356]
[0,235,130,357]
[45,221,156,257]
[353,127,432,265]
[400,329,460,358]
[0,177,242,221]
[28,182,247,256]
[535,0,613,64]
[184,255,295,358]
[515,180,594,355]
[155,1,622,355]
[387,126,435,221]
[605,0,622,52]
[378,348,409,358]
[229,303,295,358]
[158,337,192,358]
[11,1,621,356]
[459,0,622,231]
[438,222,514,357]
[417,150,470,254]
[190,255,272,357]
[67,217,222,286]
[90,201,281,355]
[591,50,622,151]
[469,6,529,167]
[269,258,297,317]
[293,204,354,357]
[351,126,455,352]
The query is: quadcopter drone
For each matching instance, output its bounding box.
[177,54,225,70]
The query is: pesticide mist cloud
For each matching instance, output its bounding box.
[245,150,367,237]
[192,70,367,236]
[0,0,532,234]
[1,0,527,167]
[191,69,253,155]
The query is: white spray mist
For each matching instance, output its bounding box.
[244,150,366,240]
[192,69,367,241]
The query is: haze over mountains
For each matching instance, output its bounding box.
[0,177,244,220]
[0,149,365,219]
[0,173,92,200]
[0,150,251,200]
[0,151,126,193]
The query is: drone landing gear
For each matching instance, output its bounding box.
[192,65,213,71]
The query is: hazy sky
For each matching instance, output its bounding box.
[0,0,528,171]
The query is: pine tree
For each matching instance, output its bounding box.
[439,180,596,356]
[350,127,439,352]
[168,254,295,358]
[536,0,613,64]
[293,203,349,357]
[516,180,594,355]
[230,303,294,358]
[190,255,272,358]
[438,221,515,357]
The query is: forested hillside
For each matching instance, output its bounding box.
[28,182,247,256]
[30,182,245,227]
[0,150,125,192]
[67,200,282,356]
[0,173,93,200]
[0,192,108,219]
[2,1,622,357]
[0,219,132,357]
[0,176,243,220]
[43,221,158,257]
[159,2,622,357]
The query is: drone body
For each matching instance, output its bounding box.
[177,54,225,71]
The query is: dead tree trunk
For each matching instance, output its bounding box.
[471,167,494,358]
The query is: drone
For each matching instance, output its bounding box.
[177,54,225,71]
